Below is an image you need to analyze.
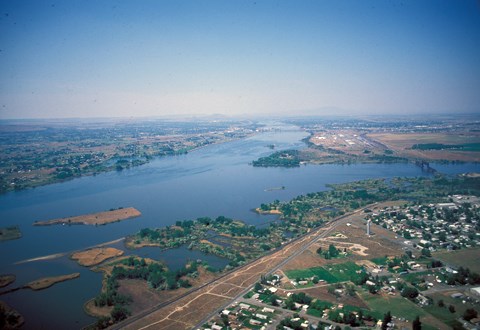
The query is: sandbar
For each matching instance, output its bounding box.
[33,207,141,226]
[71,247,124,267]
[0,225,22,242]
[26,273,80,290]
[0,275,15,288]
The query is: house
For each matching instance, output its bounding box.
[262,307,275,313]
[255,313,268,320]
[249,319,262,326]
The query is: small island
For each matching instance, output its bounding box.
[0,275,15,288]
[33,207,141,226]
[0,301,24,329]
[71,247,124,267]
[26,273,80,290]
[0,226,22,242]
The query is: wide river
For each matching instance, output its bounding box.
[0,123,478,329]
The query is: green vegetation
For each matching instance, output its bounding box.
[285,262,363,284]
[412,142,480,151]
[360,290,426,321]
[316,244,345,259]
[252,150,303,167]
[92,256,205,329]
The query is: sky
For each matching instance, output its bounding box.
[0,0,479,119]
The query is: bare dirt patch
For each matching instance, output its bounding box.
[71,247,124,267]
[293,285,368,309]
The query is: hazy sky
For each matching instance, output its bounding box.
[1,0,479,119]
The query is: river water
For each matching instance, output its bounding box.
[0,123,478,329]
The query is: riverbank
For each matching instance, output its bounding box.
[33,207,141,226]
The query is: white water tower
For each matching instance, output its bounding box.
[367,219,371,236]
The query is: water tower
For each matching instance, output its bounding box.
[367,219,372,236]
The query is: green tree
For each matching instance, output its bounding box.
[463,308,478,321]
[111,305,130,322]
[412,316,421,330]
[381,311,392,330]
[448,305,456,313]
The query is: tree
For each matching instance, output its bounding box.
[401,286,419,300]
[463,308,478,322]
[438,299,444,308]
[448,305,456,313]
[382,311,392,330]
[111,305,130,322]
[254,282,263,292]
[412,316,421,330]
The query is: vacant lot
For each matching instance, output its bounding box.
[434,247,480,273]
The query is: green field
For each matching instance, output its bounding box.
[371,256,388,266]
[285,266,338,283]
[360,291,426,320]
[285,261,363,283]
[434,247,480,273]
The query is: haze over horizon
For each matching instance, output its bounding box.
[1,0,479,119]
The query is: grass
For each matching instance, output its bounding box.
[360,290,426,320]
[371,256,388,266]
[434,247,480,273]
[285,261,363,283]
[285,267,339,283]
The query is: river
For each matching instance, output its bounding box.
[0,122,478,329]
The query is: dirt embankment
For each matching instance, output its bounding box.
[71,247,124,267]
[33,207,141,226]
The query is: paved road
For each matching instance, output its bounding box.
[112,207,368,330]
[192,207,367,329]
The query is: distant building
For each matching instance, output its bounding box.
[471,287,480,297]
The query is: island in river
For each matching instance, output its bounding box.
[33,207,141,226]
[71,247,124,267]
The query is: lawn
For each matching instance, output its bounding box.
[324,261,363,282]
[360,291,426,320]
[284,261,362,283]
[370,256,388,266]
[285,267,339,283]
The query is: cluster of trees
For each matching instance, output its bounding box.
[316,244,342,259]
[252,150,302,167]
[445,266,480,285]
[93,257,201,328]
[276,314,307,330]
[284,292,312,310]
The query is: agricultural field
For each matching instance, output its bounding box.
[368,132,480,162]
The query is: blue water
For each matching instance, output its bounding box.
[0,123,478,329]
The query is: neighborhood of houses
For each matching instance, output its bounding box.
[366,195,480,253]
